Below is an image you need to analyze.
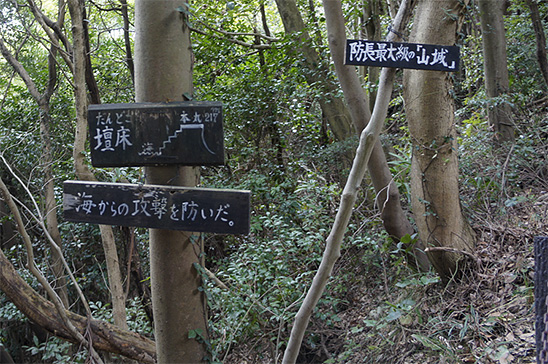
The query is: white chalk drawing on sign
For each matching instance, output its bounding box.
[73,190,235,227]
[138,109,220,157]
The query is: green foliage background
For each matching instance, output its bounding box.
[0,0,546,362]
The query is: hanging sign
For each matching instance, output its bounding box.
[88,102,224,167]
[63,181,251,235]
[345,39,460,72]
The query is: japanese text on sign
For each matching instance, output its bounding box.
[63,181,250,235]
[74,192,233,226]
[345,40,460,72]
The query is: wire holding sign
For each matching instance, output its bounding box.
[345,40,460,72]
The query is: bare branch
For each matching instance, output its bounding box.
[0,171,104,364]
[1,155,93,317]
[188,24,274,50]
[186,7,279,50]
[25,0,74,71]
[282,0,417,362]
[0,36,41,101]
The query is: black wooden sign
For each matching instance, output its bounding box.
[345,40,459,72]
[63,181,250,235]
[88,102,224,167]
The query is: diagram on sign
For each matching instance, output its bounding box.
[138,110,217,157]
[88,102,224,167]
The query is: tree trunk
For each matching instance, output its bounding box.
[526,0,548,90]
[478,0,514,142]
[0,246,156,363]
[68,0,128,330]
[274,0,355,141]
[275,0,428,270]
[362,0,381,110]
[134,1,208,362]
[0,23,69,308]
[282,2,417,362]
[39,103,69,309]
[403,0,476,282]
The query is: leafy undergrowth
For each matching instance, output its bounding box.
[223,112,547,363]
[225,219,539,363]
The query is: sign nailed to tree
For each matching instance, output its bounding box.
[345,39,460,72]
[88,101,224,167]
[63,181,251,235]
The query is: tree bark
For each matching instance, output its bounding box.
[274,0,355,141]
[134,1,208,362]
[0,246,156,363]
[282,2,417,362]
[526,0,548,90]
[323,0,428,270]
[403,0,476,282]
[478,0,514,142]
[68,0,128,330]
[275,0,428,269]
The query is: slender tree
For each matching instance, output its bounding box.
[275,0,428,269]
[283,1,417,361]
[68,0,128,330]
[478,0,514,142]
[0,26,69,308]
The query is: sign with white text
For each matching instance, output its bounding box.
[345,40,460,72]
[88,102,224,167]
[63,181,250,235]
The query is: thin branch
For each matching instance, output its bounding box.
[0,173,104,364]
[186,8,279,50]
[0,36,41,101]
[1,155,93,317]
[188,24,274,50]
[25,0,74,71]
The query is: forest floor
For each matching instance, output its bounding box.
[226,129,547,363]
[229,194,544,364]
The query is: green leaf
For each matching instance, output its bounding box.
[188,329,197,339]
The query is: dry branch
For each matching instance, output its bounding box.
[282,0,416,362]
[0,246,156,362]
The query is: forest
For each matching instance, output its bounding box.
[0,0,547,363]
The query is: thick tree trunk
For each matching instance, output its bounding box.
[404,0,476,281]
[526,0,548,90]
[134,1,208,362]
[478,0,514,142]
[0,247,156,363]
[275,0,428,270]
